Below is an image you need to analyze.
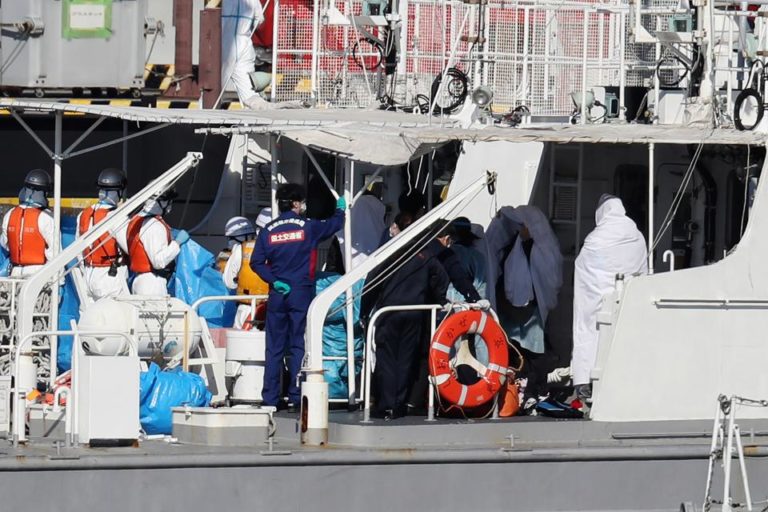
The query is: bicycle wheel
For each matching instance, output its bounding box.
[734,88,764,131]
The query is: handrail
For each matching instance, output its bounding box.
[13,329,136,446]
[362,304,444,423]
[653,298,768,308]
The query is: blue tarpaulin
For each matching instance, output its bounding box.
[170,233,236,328]
[316,272,364,399]
[57,216,80,373]
[139,362,212,435]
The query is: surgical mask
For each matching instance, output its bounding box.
[98,189,121,207]
[299,201,307,215]
[19,187,48,208]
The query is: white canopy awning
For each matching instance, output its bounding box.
[2,99,765,166]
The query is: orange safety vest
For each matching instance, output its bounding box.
[78,206,121,267]
[127,215,171,274]
[6,206,47,266]
[237,240,268,303]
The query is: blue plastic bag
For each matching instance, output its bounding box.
[316,272,364,398]
[139,362,212,435]
[170,233,235,328]
[57,216,81,373]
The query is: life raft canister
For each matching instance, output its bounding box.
[429,309,509,408]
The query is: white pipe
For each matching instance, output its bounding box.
[362,304,443,421]
[343,161,356,406]
[191,294,268,313]
[734,424,753,511]
[302,146,340,199]
[648,143,655,274]
[13,329,135,445]
[581,11,588,125]
[654,16,660,123]
[426,307,437,422]
[270,135,279,218]
[16,153,202,344]
[50,111,63,388]
[663,249,675,271]
[53,386,72,447]
[270,0,280,102]
[723,397,736,512]
[352,165,384,205]
[303,173,492,443]
[311,0,320,99]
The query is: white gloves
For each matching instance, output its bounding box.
[546,366,572,384]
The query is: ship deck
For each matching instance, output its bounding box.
[2,411,768,512]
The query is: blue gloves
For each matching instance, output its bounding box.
[336,196,347,210]
[274,280,291,295]
[174,230,190,245]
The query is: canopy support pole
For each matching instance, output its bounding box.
[343,160,356,408]
[65,123,172,159]
[49,111,63,387]
[270,135,279,219]
[64,116,106,155]
[302,145,340,199]
[10,110,53,158]
[648,142,655,274]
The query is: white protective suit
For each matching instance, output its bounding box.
[222,242,252,329]
[221,0,265,107]
[571,196,648,385]
[0,204,56,277]
[335,195,386,270]
[121,199,181,296]
[76,203,130,302]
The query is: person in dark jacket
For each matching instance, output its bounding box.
[361,224,449,420]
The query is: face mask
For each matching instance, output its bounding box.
[19,187,48,208]
[98,189,121,207]
[160,200,173,216]
[299,201,307,215]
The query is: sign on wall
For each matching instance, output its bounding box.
[62,0,113,39]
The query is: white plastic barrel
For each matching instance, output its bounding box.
[225,329,266,403]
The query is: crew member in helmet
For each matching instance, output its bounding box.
[0,170,57,277]
[77,168,129,301]
[222,211,270,329]
[125,189,189,296]
[251,184,346,409]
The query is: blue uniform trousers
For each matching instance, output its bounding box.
[262,285,314,406]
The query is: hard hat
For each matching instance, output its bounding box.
[97,168,127,190]
[24,169,52,191]
[276,183,306,202]
[225,216,256,238]
[255,207,272,229]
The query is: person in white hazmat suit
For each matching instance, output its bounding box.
[570,194,648,402]
[221,0,266,110]
[222,209,271,328]
[123,190,190,296]
[0,170,58,278]
[76,168,130,302]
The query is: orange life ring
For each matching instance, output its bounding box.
[429,309,509,408]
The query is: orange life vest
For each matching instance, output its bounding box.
[127,215,171,274]
[6,206,47,266]
[237,240,269,303]
[78,206,121,267]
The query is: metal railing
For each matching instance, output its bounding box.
[362,304,443,422]
[12,327,136,446]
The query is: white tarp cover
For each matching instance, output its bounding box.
[571,196,648,386]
